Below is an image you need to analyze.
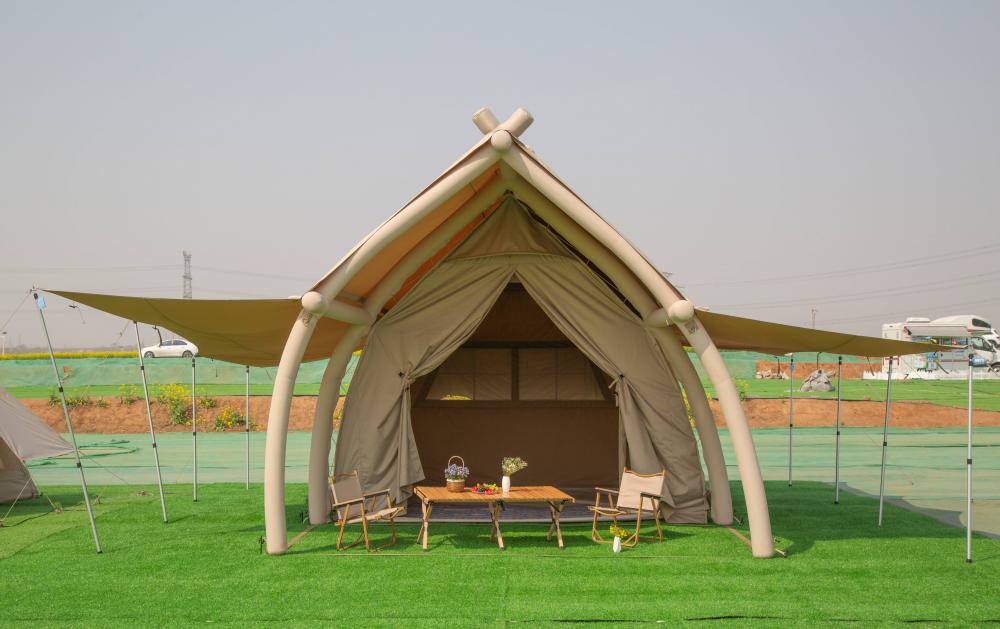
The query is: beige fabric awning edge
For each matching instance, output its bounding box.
[44,289,944,367]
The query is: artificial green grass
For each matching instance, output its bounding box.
[2,481,999,626]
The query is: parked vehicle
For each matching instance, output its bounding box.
[881,315,998,376]
[140,339,199,358]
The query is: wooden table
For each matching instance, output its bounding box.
[413,485,575,551]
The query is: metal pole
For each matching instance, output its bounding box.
[834,356,843,504]
[788,356,794,486]
[191,357,198,502]
[33,291,101,553]
[134,322,168,523]
[245,365,251,489]
[966,353,974,563]
[877,358,893,527]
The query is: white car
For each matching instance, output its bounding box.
[141,339,199,358]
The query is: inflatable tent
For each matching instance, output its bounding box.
[48,107,941,558]
[0,387,73,502]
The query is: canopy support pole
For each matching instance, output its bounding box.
[788,356,794,486]
[834,356,843,504]
[877,358,893,527]
[966,353,974,563]
[33,291,101,554]
[245,365,251,489]
[191,357,198,502]
[134,322,168,524]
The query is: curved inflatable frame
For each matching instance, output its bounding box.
[263,109,774,558]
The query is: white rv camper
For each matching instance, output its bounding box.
[878,315,999,378]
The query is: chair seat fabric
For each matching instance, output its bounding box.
[343,506,403,525]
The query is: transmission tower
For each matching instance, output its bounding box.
[182,251,192,299]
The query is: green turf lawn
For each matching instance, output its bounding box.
[708,378,1000,412]
[2,481,998,626]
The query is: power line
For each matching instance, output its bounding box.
[0,265,179,274]
[713,268,1000,310]
[682,241,1000,288]
[197,266,316,282]
[816,297,1000,326]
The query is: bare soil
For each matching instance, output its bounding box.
[711,398,1000,428]
[21,395,1000,433]
[755,360,880,379]
[22,396,345,434]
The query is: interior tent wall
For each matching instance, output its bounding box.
[335,201,709,521]
[410,285,620,489]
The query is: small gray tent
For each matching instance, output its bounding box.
[0,387,73,502]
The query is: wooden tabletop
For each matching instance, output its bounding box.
[414,485,575,504]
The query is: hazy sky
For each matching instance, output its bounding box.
[2,1,998,350]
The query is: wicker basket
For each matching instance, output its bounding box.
[446,455,466,492]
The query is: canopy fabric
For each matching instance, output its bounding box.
[44,290,351,367]
[335,201,709,521]
[690,311,943,357]
[1,386,73,502]
[47,288,943,367]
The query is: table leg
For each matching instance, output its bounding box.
[549,501,566,549]
[420,501,432,551]
[489,501,505,550]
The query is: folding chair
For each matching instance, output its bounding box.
[329,470,403,551]
[588,468,666,547]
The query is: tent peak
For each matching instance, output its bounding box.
[472,107,534,138]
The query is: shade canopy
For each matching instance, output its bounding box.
[47,290,941,367]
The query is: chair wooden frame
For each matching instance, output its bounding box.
[329,470,404,552]
[588,468,665,547]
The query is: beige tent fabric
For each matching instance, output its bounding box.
[335,261,516,503]
[45,290,354,367]
[516,261,707,520]
[690,310,942,357]
[1,387,73,502]
[337,202,708,520]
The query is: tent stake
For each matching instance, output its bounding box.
[191,357,198,502]
[33,291,102,554]
[966,353,974,563]
[134,322,168,523]
[834,356,843,504]
[788,356,794,486]
[246,365,251,489]
[877,358,893,527]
